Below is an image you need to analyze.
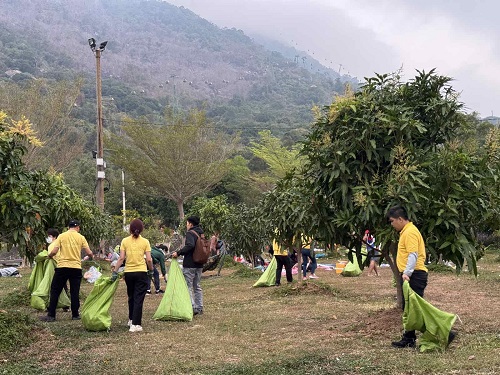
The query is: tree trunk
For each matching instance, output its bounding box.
[177,200,185,222]
[299,251,304,282]
[383,242,403,309]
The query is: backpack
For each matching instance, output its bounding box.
[190,230,211,264]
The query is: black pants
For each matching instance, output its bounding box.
[47,267,82,318]
[125,272,149,325]
[402,270,428,339]
[275,255,293,285]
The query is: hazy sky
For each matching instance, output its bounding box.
[167,0,499,117]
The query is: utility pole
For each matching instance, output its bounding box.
[88,38,108,210]
[122,169,127,232]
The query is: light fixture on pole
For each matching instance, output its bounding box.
[88,37,108,210]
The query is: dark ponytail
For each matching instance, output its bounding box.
[129,219,144,238]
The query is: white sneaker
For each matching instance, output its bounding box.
[309,274,319,279]
[127,319,132,327]
[129,324,143,332]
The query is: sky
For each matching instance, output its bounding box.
[167,0,500,118]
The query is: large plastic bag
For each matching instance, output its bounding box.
[342,248,367,277]
[402,281,457,352]
[28,250,48,293]
[31,258,70,310]
[153,260,193,321]
[253,257,277,287]
[81,276,120,331]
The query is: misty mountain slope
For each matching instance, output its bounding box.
[0,0,349,137]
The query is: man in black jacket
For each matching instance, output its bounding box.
[172,216,204,315]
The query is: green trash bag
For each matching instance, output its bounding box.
[31,258,70,310]
[402,281,457,352]
[253,257,277,287]
[153,260,193,321]
[342,247,367,277]
[81,275,120,331]
[28,250,48,293]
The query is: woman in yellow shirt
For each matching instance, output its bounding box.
[112,219,153,333]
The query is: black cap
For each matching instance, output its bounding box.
[68,219,80,228]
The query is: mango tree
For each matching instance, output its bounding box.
[295,70,500,306]
[0,112,114,261]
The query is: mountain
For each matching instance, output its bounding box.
[0,0,354,141]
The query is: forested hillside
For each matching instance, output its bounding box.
[0,0,352,140]
[0,0,360,224]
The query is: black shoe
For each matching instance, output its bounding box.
[146,290,152,295]
[155,289,164,294]
[274,283,280,286]
[448,330,456,346]
[391,337,416,348]
[40,315,56,322]
[72,315,81,320]
[193,309,204,316]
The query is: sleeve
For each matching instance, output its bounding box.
[403,252,418,276]
[52,237,60,250]
[178,231,196,256]
[158,251,166,275]
[81,236,90,250]
[406,232,420,253]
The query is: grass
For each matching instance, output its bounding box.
[0,253,499,374]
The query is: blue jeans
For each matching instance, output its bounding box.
[183,267,203,311]
[301,249,317,277]
[149,266,160,291]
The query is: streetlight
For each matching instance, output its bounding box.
[88,38,108,210]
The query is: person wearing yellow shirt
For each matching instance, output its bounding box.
[46,228,70,312]
[272,239,293,286]
[40,219,94,322]
[387,206,428,348]
[300,235,318,280]
[112,218,153,333]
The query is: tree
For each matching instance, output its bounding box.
[107,108,237,220]
[0,79,86,171]
[210,155,262,206]
[187,195,231,237]
[222,203,271,264]
[288,69,500,306]
[0,112,114,260]
[249,130,305,190]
